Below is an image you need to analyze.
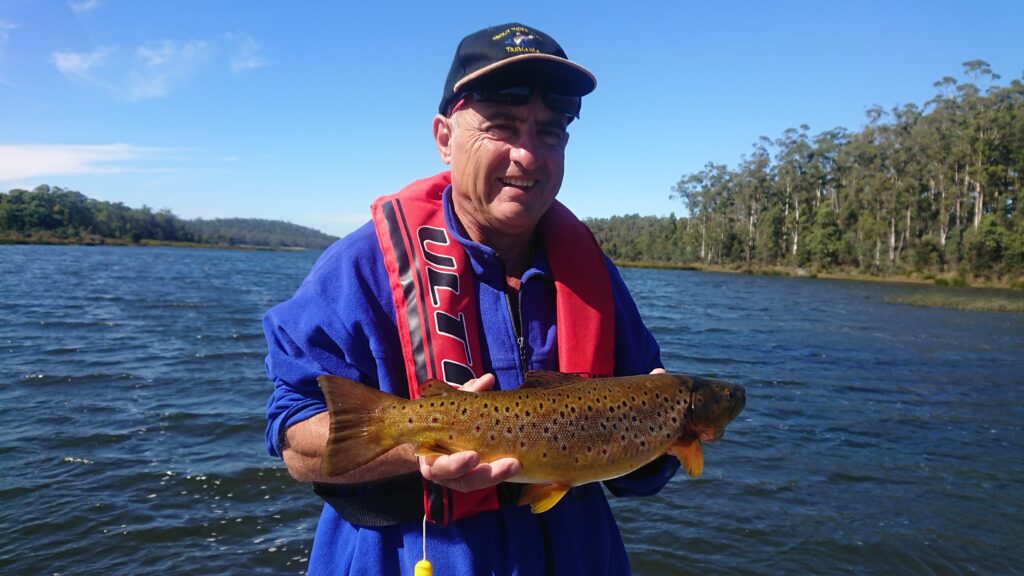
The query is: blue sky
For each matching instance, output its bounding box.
[1,1,1021,237]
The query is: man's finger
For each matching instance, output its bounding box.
[419,451,480,481]
[459,373,496,393]
[441,458,522,493]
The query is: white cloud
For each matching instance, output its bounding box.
[68,0,104,13]
[52,46,115,78]
[226,32,271,74]
[126,39,209,100]
[51,40,209,101]
[0,20,19,65]
[0,144,170,182]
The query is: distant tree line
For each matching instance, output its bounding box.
[588,61,1023,279]
[0,185,338,249]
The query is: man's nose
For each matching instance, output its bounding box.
[509,133,542,170]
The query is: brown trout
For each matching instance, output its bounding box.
[318,371,745,513]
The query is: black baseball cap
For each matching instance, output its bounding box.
[439,23,597,116]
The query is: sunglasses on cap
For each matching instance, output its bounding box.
[449,85,582,119]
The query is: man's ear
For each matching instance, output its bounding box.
[432,114,453,165]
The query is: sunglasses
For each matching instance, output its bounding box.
[450,85,582,119]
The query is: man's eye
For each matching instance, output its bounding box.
[540,130,567,147]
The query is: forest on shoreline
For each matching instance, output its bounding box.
[0,185,337,249]
[587,61,1022,288]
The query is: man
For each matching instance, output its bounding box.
[263,22,680,575]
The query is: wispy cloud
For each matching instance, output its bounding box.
[51,33,266,100]
[0,20,19,66]
[51,40,210,101]
[68,0,104,14]
[52,45,115,78]
[226,32,271,74]
[127,39,210,100]
[0,144,172,182]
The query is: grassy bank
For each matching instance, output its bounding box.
[614,260,1024,313]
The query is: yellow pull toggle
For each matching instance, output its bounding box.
[414,559,433,576]
[414,514,433,575]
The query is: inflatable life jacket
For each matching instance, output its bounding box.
[316,172,616,526]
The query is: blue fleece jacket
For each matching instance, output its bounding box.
[263,187,680,575]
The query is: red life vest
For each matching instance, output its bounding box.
[371,171,615,525]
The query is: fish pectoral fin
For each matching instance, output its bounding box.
[517,483,571,514]
[670,438,704,478]
[414,441,454,459]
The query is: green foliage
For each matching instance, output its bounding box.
[0,186,337,249]
[592,62,1022,283]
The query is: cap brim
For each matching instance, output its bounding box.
[452,54,597,96]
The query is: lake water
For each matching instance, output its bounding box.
[1,244,1021,575]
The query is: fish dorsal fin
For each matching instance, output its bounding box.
[419,379,456,397]
[521,371,586,389]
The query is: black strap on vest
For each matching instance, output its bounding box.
[313,474,525,527]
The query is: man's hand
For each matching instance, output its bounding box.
[418,373,522,492]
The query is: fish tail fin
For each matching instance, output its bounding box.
[317,375,400,478]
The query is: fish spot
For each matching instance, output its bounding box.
[570,406,577,414]
[483,402,489,409]
[520,441,527,448]
[408,417,414,424]
[505,406,511,414]
[543,426,550,434]
[525,410,532,417]
[542,452,548,459]
[561,445,568,452]
[429,402,435,408]
[602,448,609,456]
[587,405,594,412]
[431,417,439,424]
[586,446,592,453]
[494,406,500,414]
[559,410,566,418]
[489,433,497,441]
[640,440,647,448]
[461,408,468,416]
[475,425,481,433]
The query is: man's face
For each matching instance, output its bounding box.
[436,91,570,240]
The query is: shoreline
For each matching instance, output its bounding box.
[0,235,315,252]
[613,260,1024,291]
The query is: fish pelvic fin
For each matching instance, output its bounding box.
[670,438,704,478]
[317,375,398,478]
[517,483,572,514]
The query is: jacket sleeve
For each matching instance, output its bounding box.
[263,224,401,458]
[601,258,682,495]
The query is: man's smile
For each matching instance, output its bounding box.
[500,177,537,188]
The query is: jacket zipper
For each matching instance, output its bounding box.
[505,288,527,375]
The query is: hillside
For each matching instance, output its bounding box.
[0,185,338,249]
